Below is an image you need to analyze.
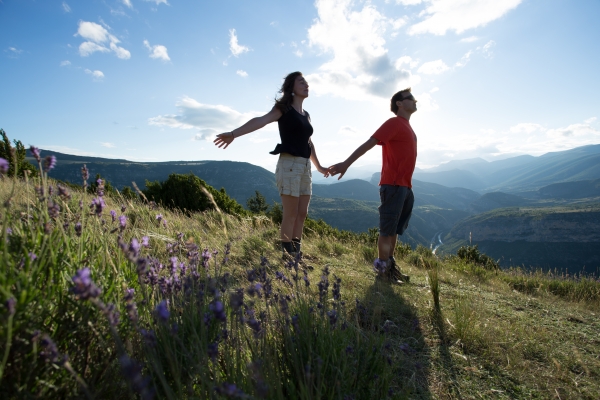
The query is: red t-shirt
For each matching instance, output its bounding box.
[371,116,417,188]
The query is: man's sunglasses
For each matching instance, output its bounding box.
[400,94,415,101]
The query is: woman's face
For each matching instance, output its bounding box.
[292,76,309,98]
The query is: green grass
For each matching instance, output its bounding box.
[1,169,600,399]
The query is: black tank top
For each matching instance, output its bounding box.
[269,106,313,158]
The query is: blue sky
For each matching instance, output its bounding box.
[1,0,599,173]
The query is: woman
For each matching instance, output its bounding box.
[214,71,329,257]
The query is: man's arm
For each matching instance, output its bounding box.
[329,137,379,180]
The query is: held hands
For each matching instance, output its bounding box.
[328,162,349,180]
[213,132,235,149]
[315,165,330,178]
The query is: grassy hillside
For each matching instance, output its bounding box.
[1,171,599,399]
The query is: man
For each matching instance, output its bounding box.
[329,88,417,283]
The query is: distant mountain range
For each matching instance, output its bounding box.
[29,145,600,272]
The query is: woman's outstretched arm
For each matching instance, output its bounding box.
[213,107,282,149]
[309,138,330,177]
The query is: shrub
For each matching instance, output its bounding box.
[143,172,248,216]
[246,190,269,214]
[456,245,499,270]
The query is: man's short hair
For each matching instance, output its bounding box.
[390,88,412,113]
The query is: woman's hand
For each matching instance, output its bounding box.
[316,165,330,178]
[214,132,235,149]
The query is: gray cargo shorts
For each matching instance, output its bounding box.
[378,185,414,236]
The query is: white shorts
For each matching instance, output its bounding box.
[275,153,312,197]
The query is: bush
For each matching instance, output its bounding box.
[143,172,248,216]
[456,245,499,270]
[246,190,269,214]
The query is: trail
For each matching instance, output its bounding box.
[430,231,444,255]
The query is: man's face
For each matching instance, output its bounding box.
[396,93,417,114]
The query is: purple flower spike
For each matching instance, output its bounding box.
[5,297,16,316]
[120,355,155,400]
[81,164,89,189]
[43,155,56,172]
[29,252,37,261]
[0,158,9,174]
[155,300,170,322]
[40,334,67,365]
[30,146,41,162]
[210,300,227,322]
[104,303,120,327]
[71,267,102,300]
[75,222,82,237]
[215,383,246,398]
[155,214,163,221]
[110,210,117,222]
[141,236,149,247]
[119,215,127,230]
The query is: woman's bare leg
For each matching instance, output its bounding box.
[292,195,311,240]
[280,194,300,242]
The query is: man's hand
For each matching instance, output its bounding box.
[213,132,234,149]
[328,162,349,180]
[316,165,330,178]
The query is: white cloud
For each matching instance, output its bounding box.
[236,70,248,77]
[430,87,439,93]
[460,35,479,43]
[85,69,104,80]
[395,55,419,69]
[306,0,417,100]
[148,96,264,132]
[395,0,423,5]
[100,142,116,148]
[79,41,109,56]
[408,0,523,35]
[417,59,449,74]
[229,29,249,57]
[337,126,363,137]
[143,40,170,61]
[194,128,219,142]
[509,123,545,134]
[454,50,473,67]
[62,2,71,12]
[60,60,71,66]
[144,0,169,5]
[482,40,496,58]
[414,92,438,112]
[122,0,133,8]
[6,47,23,58]
[547,123,600,139]
[294,50,303,57]
[584,117,597,124]
[75,21,130,59]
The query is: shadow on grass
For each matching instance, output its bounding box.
[358,278,434,399]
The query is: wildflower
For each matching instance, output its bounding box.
[30,146,41,162]
[40,334,66,365]
[332,275,342,301]
[202,249,212,269]
[29,252,37,261]
[81,164,89,189]
[57,184,71,199]
[119,215,127,231]
[120,355,155,400]
[399,343,414,354]
[91,197,105,216]
[327,310,338,327]
[71,267,101,300]
[104,303,120,327]
[278,296,289,316]
[43,155,56,172]
[141,236,149,247]
[155,300,169,322]
[229,289,244,313]
[6,228,12,235]
[96,178,105,197]
[373,258,388,275]
[302,271,310,287]
[215,383,246,398]
[110,210,117,222]
[75,222,82,237]
[47,201,60,219]
[124,289,138,324]
[210,300,226,322]
[291,314,300,331]
[140,329,156,346]
[121,204,126,213]
[170,257,179,275]
[0,158,9,174]
[155,214,163,222]
[128,238,141,259]
[5,297,16,316]
[208,342,218,362]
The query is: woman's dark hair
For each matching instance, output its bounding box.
[274,71,303,112]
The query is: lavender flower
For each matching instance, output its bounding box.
[229,289,244,313]
[57,184,71,199]
[43,155,56,172]
[215,383,246,398]
[210,300,226,322]
[0,158,9,174]
[91,197,105,216]
[121,204,126,213]
[332,275,342,301]
[81,164,89,189]
[155,214,163,222]
[119,215,127,231]
[71,267,101,300]
[327,309,338,327]
[47,201,60,219]
[208,342,219,362]
[110,210,117,222]
[75,222,82,237]
[155,300,170,322]
[373,258,388,275]
[140,329,156,346]
[141,236,149,247]
[30,146,41,162]
[40,334,66,365]
[29,252,37,261]
[5,297,16,316]
[124,288,139,324]
[104,303,120,327]
[120,355,155,400]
